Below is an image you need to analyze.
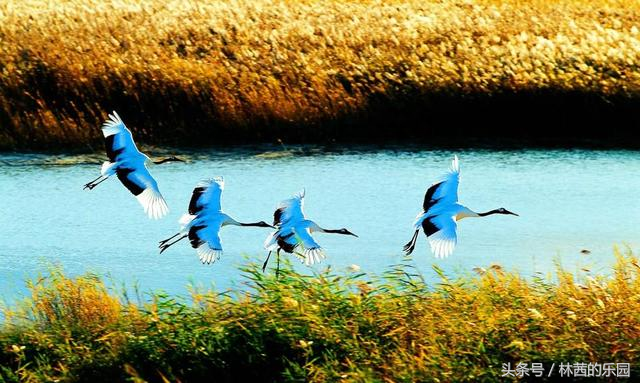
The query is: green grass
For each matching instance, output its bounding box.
[1,250,639,382]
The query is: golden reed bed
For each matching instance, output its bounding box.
[1,0,639,149]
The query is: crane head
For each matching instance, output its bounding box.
[497,208,519,216]
[337,228,358,237]
[255,221,276,228]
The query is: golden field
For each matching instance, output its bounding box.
[1,252,639,382]
[1,0,639,149]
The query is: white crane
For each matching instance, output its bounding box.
[83,111,183,219]
[158,177,274,264]
[262,189,357,274]
[403,155,518,258]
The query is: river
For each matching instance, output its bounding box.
[1,147,638,302]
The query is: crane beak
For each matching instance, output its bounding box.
[348,232,359,237]
[507,211,519,216]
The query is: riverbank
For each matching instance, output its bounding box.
[1,0,639,150]
[1,252,638,382]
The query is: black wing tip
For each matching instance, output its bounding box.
[423,181,444,211]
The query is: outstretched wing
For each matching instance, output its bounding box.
[294,226,326,266]
[102,111,144,162]
[189,177,224,215]
[423,214,458,258]
[273,189,305,226]
[188,224,223,264]
[423,155,460,211]
[116,166,168,219]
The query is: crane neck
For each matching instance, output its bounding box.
[455,206,480,220]
[304,220,322,233]
[478,209,501,217]
[317,227,358,237]
[239,221,274,228]
[153,156,185,165]
[221,216,240,227]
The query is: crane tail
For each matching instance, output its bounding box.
[100,161,117,176]
[263,231,279,250]
[179,213,196,227]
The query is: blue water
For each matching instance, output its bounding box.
[1,148,638,303]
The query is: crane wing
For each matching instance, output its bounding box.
[293,226,326,266]
[189,177,224,215]
[101,111,144,162]
[273,189,305,226]
[188,224,223,264]
[423,214,457,258]
[423,155,460,211]
[116,166,168,219]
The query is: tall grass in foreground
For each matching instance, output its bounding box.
[1,251,639,382]
[1,0,640,149]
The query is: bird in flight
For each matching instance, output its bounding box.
[263,189,357,274]
[83,111,183,219]
[158,177,274,264]
[403,155,518,258]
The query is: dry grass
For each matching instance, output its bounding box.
[1,250,639,382]
[1,0,640,149]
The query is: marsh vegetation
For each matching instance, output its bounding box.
[1,0,639,149]
[1,251,639,382]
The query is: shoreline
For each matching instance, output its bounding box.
[3,138,640,157]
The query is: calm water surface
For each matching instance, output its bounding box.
[1,148,638,302]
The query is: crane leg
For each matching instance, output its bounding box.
[276,249,281,279]
[262,251,272,273]
[83,175,108,190]
[403,230,419,255]
[159,234,187,254]
[159,232,181,247]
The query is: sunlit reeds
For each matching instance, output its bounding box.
[1,250,639,381]
[1,0,639,149]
